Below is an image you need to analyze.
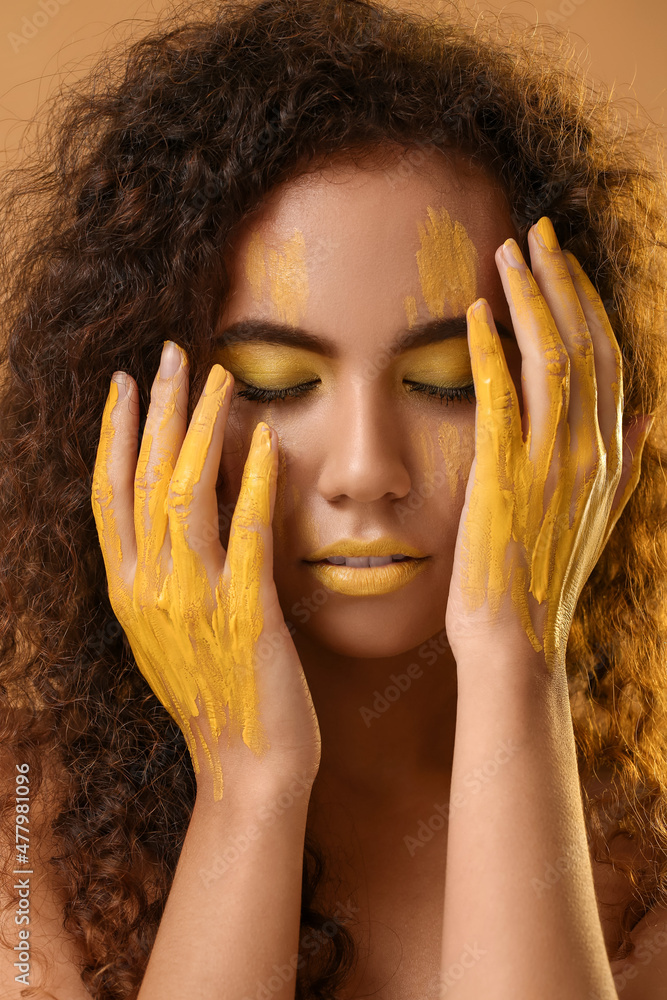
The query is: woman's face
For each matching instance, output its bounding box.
[214,148,523,659]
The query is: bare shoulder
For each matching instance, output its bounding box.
[0,751,92,999]
[607,903,667,998]
[584,768,667,998]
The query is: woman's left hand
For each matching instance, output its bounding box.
[445,215,653,671]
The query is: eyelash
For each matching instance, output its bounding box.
[236,379,477,405]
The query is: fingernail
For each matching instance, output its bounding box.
[203,363,230,396]
[160,340,182,379]
[467,298,488,324]
[111,371,128,399]
[503,238,525,268]
[252,421,272,453]
[534,217,560,252]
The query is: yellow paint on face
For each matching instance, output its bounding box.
[416,206,479,318]
[245,229,310,326]
[404,294,418,329]
[245,231,266,300]
[91,366,274,800]
[437,422,475,499]
[273,442,289,543]
[398,338,473,387]
[417,427,436,491]
[215,342,323,390]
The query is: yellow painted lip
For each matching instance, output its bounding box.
[306,557,428,596]
[305,537,428,560]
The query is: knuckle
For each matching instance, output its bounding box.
[543,343,570,380]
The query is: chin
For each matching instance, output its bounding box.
[282,593,448,661]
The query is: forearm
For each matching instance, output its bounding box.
[138,768,312,1000]
[441,643,617,1000]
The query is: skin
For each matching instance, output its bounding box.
[91,145,653,998]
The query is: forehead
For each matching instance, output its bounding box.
[219,147,516,341]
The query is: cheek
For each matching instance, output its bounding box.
[218,414,308,549]
[436,418,476,501]
[413,414,476,509]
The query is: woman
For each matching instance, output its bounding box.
[1,0,666,997]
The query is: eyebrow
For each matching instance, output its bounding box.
[214,314,515,356]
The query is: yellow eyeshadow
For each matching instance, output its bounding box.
[214,342,323,389]
[397,337,472,386]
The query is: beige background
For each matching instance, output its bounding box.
[0,0,664,168]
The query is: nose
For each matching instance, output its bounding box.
[316,381,413,503]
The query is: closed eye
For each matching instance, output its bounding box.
[403,380,476,404]
[235,378,477,404]
[236,378,321,403]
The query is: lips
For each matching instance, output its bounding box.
[304,537,428,563]
[303,538,429,596]
[323,554,410,567]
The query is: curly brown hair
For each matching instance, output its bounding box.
[1,0,667,996]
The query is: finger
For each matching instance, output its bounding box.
[222,420,278,607]
[168,363,233,584]
[91,372,140,582]
[467,297,523,465]
[497,238,570,466]
[562,250,624,455]
[134,341,189,577]
[527,219,600,460]
[218,421,277,748]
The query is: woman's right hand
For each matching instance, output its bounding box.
[91,340,321,801]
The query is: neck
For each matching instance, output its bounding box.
[292,627,458,802]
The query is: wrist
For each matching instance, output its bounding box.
[453,636,569,700]
[194,758,316,815]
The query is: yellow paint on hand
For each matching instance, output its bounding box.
[459,280,629,672]
[91,368,275,800]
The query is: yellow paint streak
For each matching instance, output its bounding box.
[404,294,418,329]
[215,342,321,389]
[273,442,289,542]
[245,231,266,300]
[399,339,473,386]
[437,423,462,499]
[416,206,479,318]
[267,230,309,326]
[91,370,274,801]
[417,428,436,492]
